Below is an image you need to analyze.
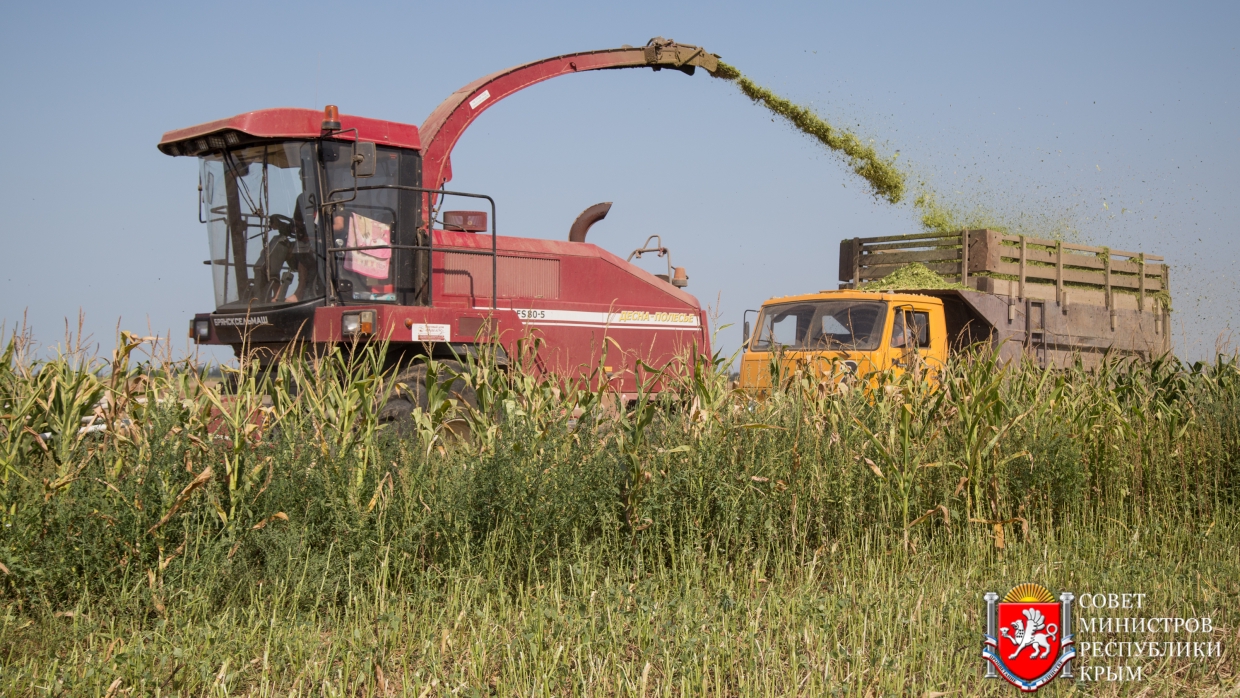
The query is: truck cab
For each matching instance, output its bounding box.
[738,290,948,392]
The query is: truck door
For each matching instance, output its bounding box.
[889,305,939,375]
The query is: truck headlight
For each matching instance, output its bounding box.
[341,310,376,337]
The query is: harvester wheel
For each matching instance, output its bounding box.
[379,360,477,437]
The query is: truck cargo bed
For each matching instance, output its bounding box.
[839,230,1171,367]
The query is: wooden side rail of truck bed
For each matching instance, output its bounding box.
[838,230,1172,368]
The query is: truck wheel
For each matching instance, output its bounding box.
[379,360,477,437]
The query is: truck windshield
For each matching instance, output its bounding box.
[201,142,323,309]
[752,300,888,352]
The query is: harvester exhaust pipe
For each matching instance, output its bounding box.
[569,202,613,242]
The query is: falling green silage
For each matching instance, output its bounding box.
[710,61,906,205]
[913,191,1002,235]
[709,62,1079,240]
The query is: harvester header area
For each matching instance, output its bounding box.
[163,38,719,400]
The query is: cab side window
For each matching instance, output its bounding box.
[911,311,931,347]
[891,310,931,348]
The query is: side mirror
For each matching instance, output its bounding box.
[353,142,376,178]
[742,309,759,348]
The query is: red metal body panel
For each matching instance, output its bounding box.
[313,305,525,345]
[311,230,711,392]
[158,108,421,154]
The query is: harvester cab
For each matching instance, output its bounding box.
[162,38,722,400]
[168,111,429,348]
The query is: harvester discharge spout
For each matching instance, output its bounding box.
[419,38,722,195]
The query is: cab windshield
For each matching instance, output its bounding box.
[201,142,323,309]
[752,300,888,352]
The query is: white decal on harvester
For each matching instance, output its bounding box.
[213,316,270,327]
[489,308,700,330]
[469,90,491,109]
[411,324,451,342]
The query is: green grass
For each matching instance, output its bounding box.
[1,332,1237,695]
[4,518,1236,696]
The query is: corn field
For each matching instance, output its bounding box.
[0,327,1237,696]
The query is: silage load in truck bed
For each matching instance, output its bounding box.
[861,262,968,291]
[838,229,1172,369]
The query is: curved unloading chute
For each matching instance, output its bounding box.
[419,38,722,196]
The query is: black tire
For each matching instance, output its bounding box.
[379,363,429,425]
[379,360,477,437]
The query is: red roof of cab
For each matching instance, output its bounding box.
[157,108,421,155]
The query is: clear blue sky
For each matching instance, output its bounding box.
[2,0,1236,361]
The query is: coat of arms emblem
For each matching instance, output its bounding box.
[983,583,1076,691]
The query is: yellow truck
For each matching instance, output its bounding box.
[738,289,948,391]
[738,230,1172,391]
